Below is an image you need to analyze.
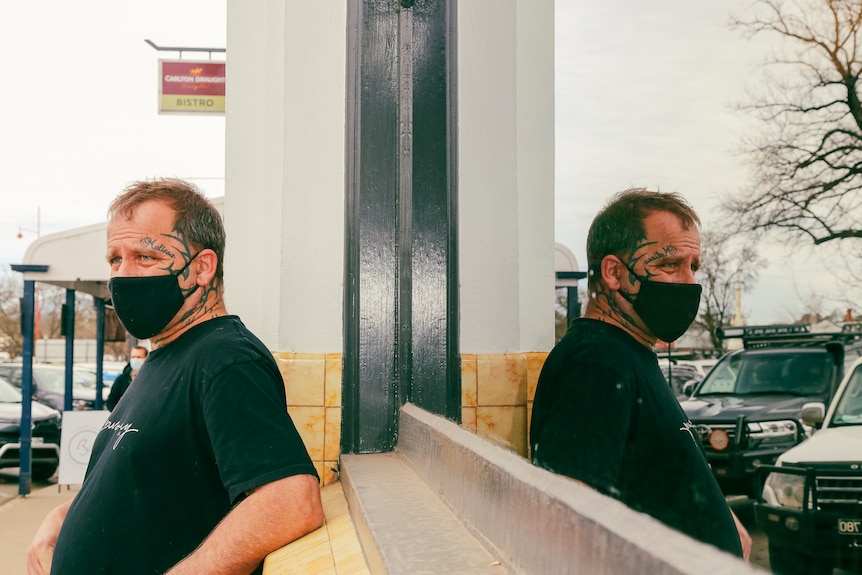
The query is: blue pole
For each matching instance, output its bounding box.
[19,280,35,496]
[64,290,76,411]
[94,297,105,410]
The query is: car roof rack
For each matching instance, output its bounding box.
[717,323,862,349]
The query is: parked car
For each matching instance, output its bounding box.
[75,361,128,387]
[0,363,108,411]
[678,323,862,498]
[754,355,862,575]
[659,363,702,396]
[0,376,61,481]
[682,358,718,378]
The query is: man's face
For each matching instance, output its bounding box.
[130,348,148,361]
[624,210,701,287]
[599,209,701,344]
[106,200,192,279]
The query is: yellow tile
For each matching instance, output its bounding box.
[461,355,477,407]
[505,353,528,404]
[263,483,369,575]
[282,358,326,406]
[288,406,326,461]
[524,352,548,402]
[477,353,526,406]
[320,483,342,508]
[296,352,327,360]
[325,356,343,407]
[324,407,342,461]
[461,406,477,433]
[333,556,370,575]
[322,484,371,575]
[263,525,335,574]
[321,460,340,486]
[313,461,326,485]
[273,351,296,362]
[477,405,528,457]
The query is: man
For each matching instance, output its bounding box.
[530,188,751,559]
[27,179,324,575]
[105,344,148,410]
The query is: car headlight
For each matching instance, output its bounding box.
[763,471,806,510]
[748,420,798,444]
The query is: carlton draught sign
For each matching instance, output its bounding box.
[159,60,225,115]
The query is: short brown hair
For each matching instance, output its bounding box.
[109,178,226,280]
[586,188,700,288]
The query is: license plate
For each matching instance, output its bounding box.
[31,437,44,445]
[838,519,862,535]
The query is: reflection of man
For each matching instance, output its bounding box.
[105,345,148,410]
[27,178,323,575]
[530,188,751,559]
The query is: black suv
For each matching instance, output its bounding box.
[0,375,61,481]
[678,323,862,498]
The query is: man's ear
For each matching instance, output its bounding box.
[600,255,624,291]
[194,249,219,286]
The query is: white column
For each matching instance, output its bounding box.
[224,1,346,353]
[458,0,555,353]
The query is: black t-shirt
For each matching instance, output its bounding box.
[530,319,742,557]
[52,316,319,575]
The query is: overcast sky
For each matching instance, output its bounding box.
[0,0,226,265]
[0,1,844,325]
[554,0,842,324]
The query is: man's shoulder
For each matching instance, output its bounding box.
[555,319,640,356]
[543,319,656,382]
[181,315,260,346]
[165,316,274,367]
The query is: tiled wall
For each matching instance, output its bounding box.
[276,350,549,483]
[274,352,342,486]
[460,352,548,458]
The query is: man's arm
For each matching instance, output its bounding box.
[730,509,752,561]
[26,497,74,575]
[167,474,324,575]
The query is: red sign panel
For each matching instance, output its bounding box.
[159,60,226,114]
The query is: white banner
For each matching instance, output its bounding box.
[58,410,110,485]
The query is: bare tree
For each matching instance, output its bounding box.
[694,229,764,352]
[0,265,110,358]
[726,0,862,245]
[0,268,22,357]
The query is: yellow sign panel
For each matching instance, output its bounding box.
[160,95,226,113]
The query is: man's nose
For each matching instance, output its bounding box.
[682,268,697,284]
[115,259,137,276]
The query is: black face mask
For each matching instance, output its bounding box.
[109,254,200,340]
[622,263,702,342]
